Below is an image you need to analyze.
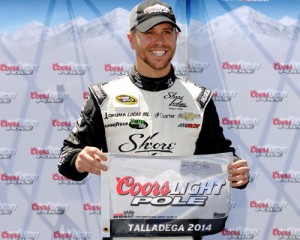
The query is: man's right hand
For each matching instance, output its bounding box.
[75,147,108,175]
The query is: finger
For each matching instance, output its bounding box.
[77,151,105,174]
[228,173,249,181]
[76,153,99,173]
[84,152,108,173]
[85,147,107,161]
[228,159,248,170]
[228,166,250,175]
[229,173,249,187]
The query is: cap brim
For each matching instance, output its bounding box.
[135,16,181,33]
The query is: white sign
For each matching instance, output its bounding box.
[101,153,233,239]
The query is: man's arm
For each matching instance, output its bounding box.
[194,99,235,155]
[57,96,107,180]
[194,99,250,188]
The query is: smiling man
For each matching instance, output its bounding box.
[58,0,250,239]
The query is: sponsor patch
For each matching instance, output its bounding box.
[178,112,200,121]
[116,95,138,105]
[129,119,148,129]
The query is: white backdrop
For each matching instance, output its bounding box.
[0,0,300,239]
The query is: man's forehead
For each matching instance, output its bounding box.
[144,22,176,31]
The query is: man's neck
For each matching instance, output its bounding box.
[134,63,172,78]
[129,65,176,92]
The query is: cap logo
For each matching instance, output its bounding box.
[144,4,170,14]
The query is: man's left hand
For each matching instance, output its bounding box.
[227,159,250,188]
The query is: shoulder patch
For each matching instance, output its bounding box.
[196,87,212,109]
[89,83,107,106]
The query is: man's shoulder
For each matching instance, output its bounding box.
[93,74,130,87]
[176,76,213,109]
[176,76,211,92]
[88,75,132,105]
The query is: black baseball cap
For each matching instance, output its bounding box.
[129,0,181,33]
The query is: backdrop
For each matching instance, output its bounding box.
[0,0,300,239]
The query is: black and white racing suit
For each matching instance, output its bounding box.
[58,66,239,240]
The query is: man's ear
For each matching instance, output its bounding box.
[127,32,135,50]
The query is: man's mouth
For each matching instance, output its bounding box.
[151,50,166,57]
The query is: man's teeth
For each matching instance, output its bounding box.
[152,51,165,57]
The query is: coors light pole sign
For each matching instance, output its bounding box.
[101,153,232,238]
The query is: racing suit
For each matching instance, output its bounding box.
[58,66,238,180]
[58,66,239,240]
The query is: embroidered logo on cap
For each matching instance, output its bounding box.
[144,4,170,14]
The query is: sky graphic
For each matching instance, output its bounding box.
[0,0,299,32]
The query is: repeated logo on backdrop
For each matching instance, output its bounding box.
[222,61,260,74]
[52,62,90,75]
[221,228,260,239]
[250,145,288,157]
[0,119,38,131]
[0,63,38,75]
[273,62,300,74]
[0,12,299,237]
[0,172,38,185]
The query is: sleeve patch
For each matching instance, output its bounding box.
[196,87,212,109]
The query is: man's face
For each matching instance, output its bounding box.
[128,23,179,77]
